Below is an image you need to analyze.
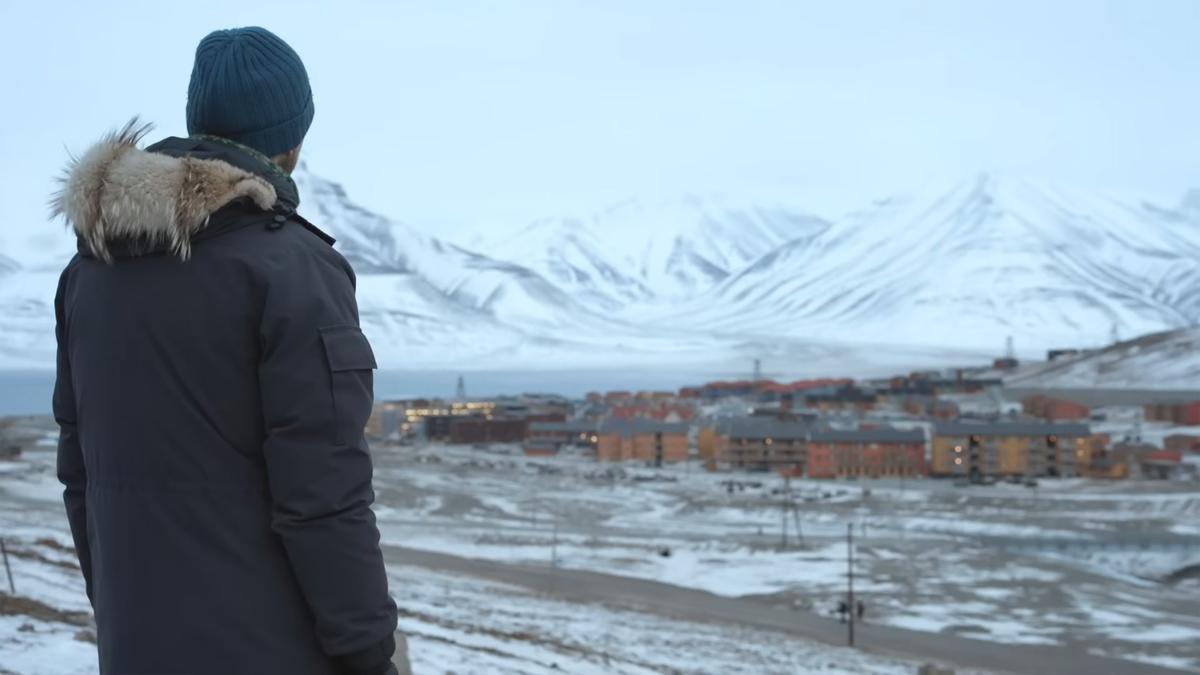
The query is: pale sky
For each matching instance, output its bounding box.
[2,0,1198,241]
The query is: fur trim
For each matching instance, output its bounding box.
[50,118,277,262]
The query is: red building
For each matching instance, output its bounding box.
[1165,434,1200,453]
[1024,395,1090,421]
[448,418,528,444]
[1145,401,1200,426]
[806,429,926,479]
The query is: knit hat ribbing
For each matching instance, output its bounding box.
[186,27,314,158]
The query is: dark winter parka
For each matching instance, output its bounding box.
[51,125,398,675]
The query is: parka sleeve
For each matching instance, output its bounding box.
[257,239,397,671]
[53,266,93,605]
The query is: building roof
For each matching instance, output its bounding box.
[804,386,878,402]
[529,421,598,434]
[598,418,690,437]
[809,428,926,444]
[724,418,812,440]
[933,422,1091,438]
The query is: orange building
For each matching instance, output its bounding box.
[595,420,689,465]
[1080,437,1129,479]
[932,422,1093,479]
[711,419,810,473]
[806,429,926,479]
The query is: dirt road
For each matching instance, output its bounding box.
[383,544,1185,675]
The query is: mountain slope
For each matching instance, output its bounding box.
[2,168,1197,376]
[295,170,609,333]
[1005,328,1200,389]
[0,168,631,369]
[482,195,829,307]
[650,175,1200,350]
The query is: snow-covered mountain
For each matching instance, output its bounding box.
[634,175,1200,351]
[480,195,828,307]
[2,167,1197,377]
[1005,328,1200,390]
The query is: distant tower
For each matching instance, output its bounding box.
[753,359,762,382]
[455,375,466,400]
[1005,336,1015,360]
[1110,323,1120,345]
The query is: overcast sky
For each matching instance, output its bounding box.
[2,0,1198,241]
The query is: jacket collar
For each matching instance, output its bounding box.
[147,135,301,213]
[51,120,299,262]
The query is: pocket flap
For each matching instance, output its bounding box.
[319,325,378,372]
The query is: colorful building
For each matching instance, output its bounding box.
[595,419,689,464]
[448,418,528,444]
[713,419,812,473]
[1023,395,1090,421]
[1165,434,1200,453]
[932,422,1092,479]
[526,421,599,454]
[1145,401,1200,426]
[803,385,878,413]
[806,429,926,479]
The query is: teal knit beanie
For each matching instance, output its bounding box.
[186,27,314,157]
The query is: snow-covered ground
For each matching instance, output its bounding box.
[390,564,925,675]
[1006,328,1200,391]
[3,416,1198,673]
[0,422,971,675]
[365,443,1200,671]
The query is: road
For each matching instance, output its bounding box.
[384,544,1186,675]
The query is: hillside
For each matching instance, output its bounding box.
[2,163,1198,375]
[1006,328,1200,390]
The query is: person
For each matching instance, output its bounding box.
[837,600,848,623]
[51,26,398,674]
[857,599,866,621]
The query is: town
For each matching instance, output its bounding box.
[367,354,1200,484]
[3,350,1198,673]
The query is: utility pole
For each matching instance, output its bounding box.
[550,509,559,568]
[1,538,14,594]
[846,523,856,647]
[787,480,806,542]
[780,476,790,550]
[792,497,804,544]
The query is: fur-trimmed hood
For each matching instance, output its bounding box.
[51,120,278,262]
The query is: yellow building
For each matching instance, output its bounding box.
[710,419,810,473]
[932,422,1093,479]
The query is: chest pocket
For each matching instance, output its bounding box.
[319,325,377,445]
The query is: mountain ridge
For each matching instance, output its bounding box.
[1,169,1196,381]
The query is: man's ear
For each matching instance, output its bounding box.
[275,144,303,174]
